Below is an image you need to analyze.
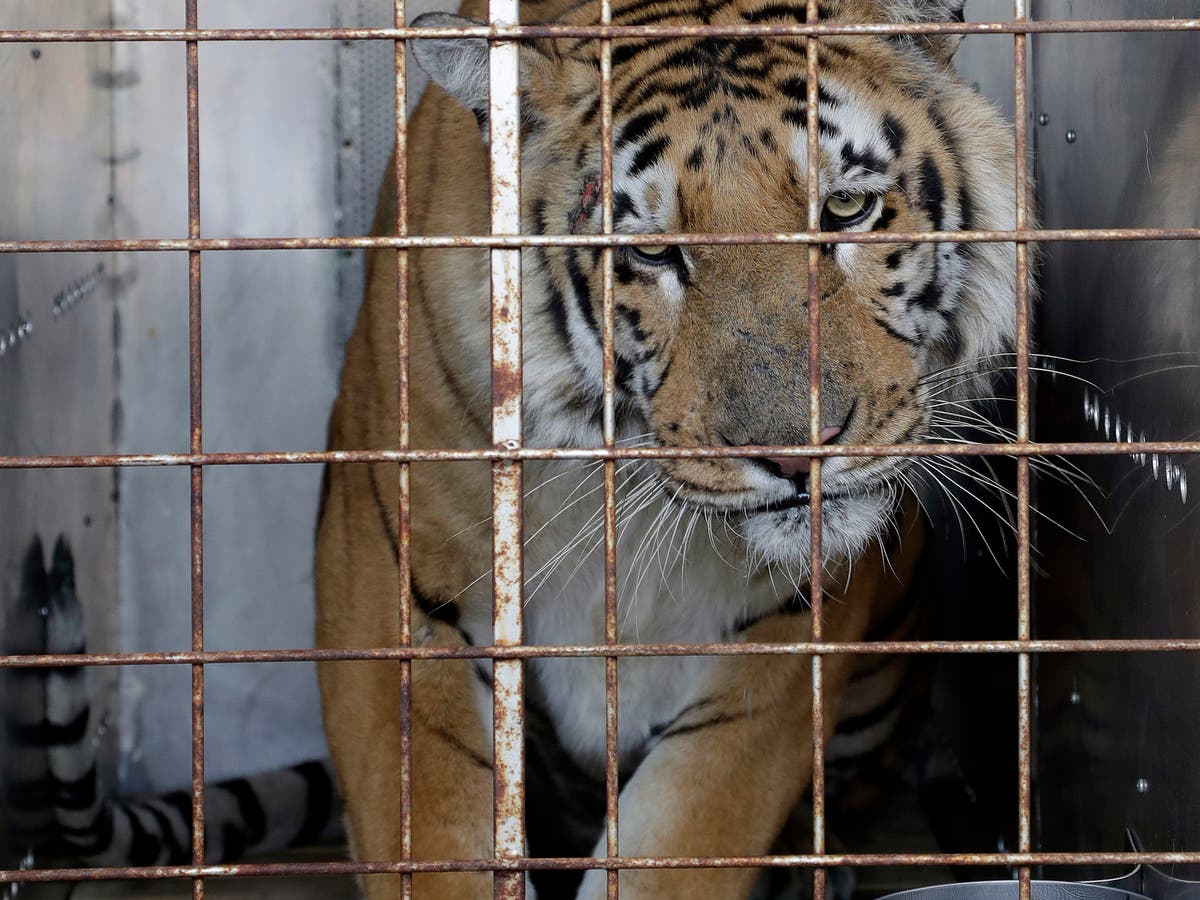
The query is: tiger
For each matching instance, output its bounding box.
[314,0,1019,897]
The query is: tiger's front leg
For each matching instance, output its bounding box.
[575,510,925,900]
[573,612,848,900]
[317,464,498,900]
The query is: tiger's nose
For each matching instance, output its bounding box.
[765,426,842,478]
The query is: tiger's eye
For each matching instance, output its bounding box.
[823,191,876,225]
[629,243,679,266]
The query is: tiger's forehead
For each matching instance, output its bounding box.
[606,44,928,232]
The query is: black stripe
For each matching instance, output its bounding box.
[430,724,493,771]
[841,142,888,176]
[657,711,740,741]
[162,789,194,834]
[142,800,188,864]
[910,269,944,311]
[222,822,248,862]
[616,106,668,149]
[222,777,268,848]
[54,766,99,811]
[62,804,114,856]
[315,463,332,532]
[881,114,907,156]
[741,2,806,23]
[874,205,898,231]
[6,706,88,746]
[835,664,919,735]
[629,136,670,176]
[874,316,921,347]
[292,760,336,846]
[613,191,638,226]
[366,462,400,559]
[648,697,716,739]
[124,805,164,866]
[918,155,946,231]
[413,260,489,434]
[538,249,574,354]
[564,249,600,340]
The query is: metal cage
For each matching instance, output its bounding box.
[2,2,1200,899]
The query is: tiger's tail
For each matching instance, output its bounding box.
[1,535,344,872]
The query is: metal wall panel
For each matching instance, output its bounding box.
[12,2,1197,881]
[1031,0,1200,876]
[0,0,120,871]
[108,0,437,794]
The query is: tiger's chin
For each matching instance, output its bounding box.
[736,486,898,577]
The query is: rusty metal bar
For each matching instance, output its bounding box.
[1,5,1195,894]
[599,0,621,892]
[487,0,525,893]
[1012,2,1033,897]
[804,2,826,896]
[4,638,1200,668]
[185,2,205,896]
[9,850,1200,884]
[4,226,1200,253]
[2,19,1200,42]
[3,440,1200,469]
[392,0,414,896]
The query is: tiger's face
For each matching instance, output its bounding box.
[413,0,1019,573]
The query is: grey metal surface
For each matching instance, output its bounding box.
[1030,0,1200,881]
[0,0,439,800]
[880,882,1150,900]
[0,0,120,873]
[111,0,346,792]
[4,1,1197,890]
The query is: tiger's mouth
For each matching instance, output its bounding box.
[669,472,858,517]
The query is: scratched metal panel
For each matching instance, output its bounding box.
[112,0,441,795]
[0,0,120,875]
[1030,0,1200,879]
[110,0,347,793]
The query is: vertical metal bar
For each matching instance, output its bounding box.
[185,1,205,897]
[393,1,414,898]
[598,0,620,895]
[488,0,525,892]
[804,2,825,897]
[1012,1,1033,898]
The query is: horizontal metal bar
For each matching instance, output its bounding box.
[6,850,1200,884]
[0,441,1197,469]
[0,19,1198,42]
[3,227,1200,254]
[4,639,1200,669]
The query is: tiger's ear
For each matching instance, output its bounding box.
[883,0,967,66]
[410,13,586,129]
[410,13,492,122]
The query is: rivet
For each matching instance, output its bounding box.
[1038,113,1050,126]
[1066,130,1077,143]
[1181,471,1188,504]
[1136,778,1150,794]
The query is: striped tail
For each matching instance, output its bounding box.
[1,534,344,871]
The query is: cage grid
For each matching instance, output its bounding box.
[2,3,1200,900]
